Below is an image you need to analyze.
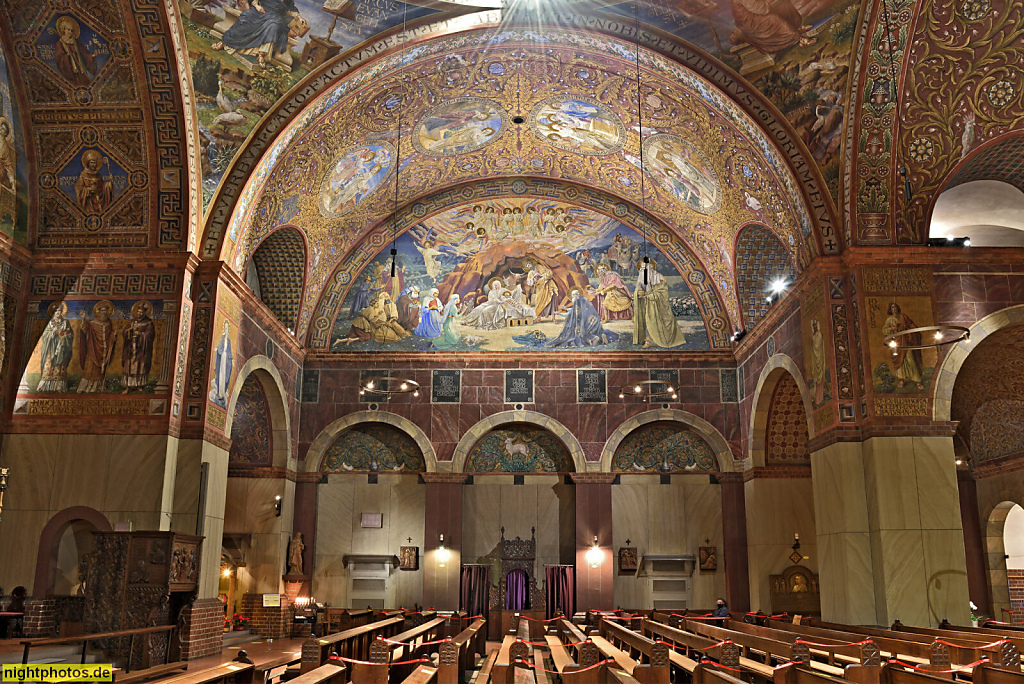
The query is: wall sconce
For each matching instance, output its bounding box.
[274,495,282,517]
[222,567,232,578]
[436,533,450,568]
[586,536,602,568]
[0,467,8,521]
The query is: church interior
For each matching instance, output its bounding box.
[0,0,1023,681]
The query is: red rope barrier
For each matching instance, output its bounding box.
[512,657,617,674]
[934,638,1010,650]
[699,659,748,673]
[795,638,873,648]
[328,656,431,666]
[518,615,568,622]
[516,637,591,647]
[656,638,733,651]
[887,657,991,673]
[376,635,452,646]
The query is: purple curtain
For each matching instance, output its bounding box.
[545,566,575,620]
[504,569,529,610]
[460,566,490,617]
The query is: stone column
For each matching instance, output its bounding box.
[812,435,971,626]
[573,474,615,612]
[422,474,465,611]
[720,474,750,612]
[957,472,991,614]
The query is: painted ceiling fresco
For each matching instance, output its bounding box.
[321,423,426,472]
[222,28,816,340]
[0,43,27,245]
[330,197,712,351]
[465,424,574,473]
[611,422,718,472]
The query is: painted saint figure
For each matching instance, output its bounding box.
[0,118,16,191]
[809,317,828,404]
[337,292,410,346]
[432,294,463,350]
[592,264,633,322]
[348,275,374,319]
[523,258,559,320]
[463,279,507,330]
[395,286,421,331]
[38,302,74,393]
[78,300,116,393]
[414,289,445,338]
[547,289,619,348]
[122,300,156,393]
[633,261,686,349]
[211,0,303,69]
[54,16,98,86]
[209,319,234,404]
[75,150,113,214]
[882,302,925,390]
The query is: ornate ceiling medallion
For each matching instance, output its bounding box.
[642,134,721,215]
[529,95,626,156]
[318,142,396,218]
[412,96,508,157]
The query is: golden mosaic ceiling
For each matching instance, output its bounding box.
[223,28,817,338]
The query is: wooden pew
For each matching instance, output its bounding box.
[894,621,1024,655]
[287,662,346,684]
[400,664,437,683]
[437,617,486,684]
[300,615,405,674]
[719,618,867,668]
[386,617,446,677]
[154,653,256,684]
[476,651,499,684]
[544,629,607,684]
[590,618,670,684]
[253,651,302,684]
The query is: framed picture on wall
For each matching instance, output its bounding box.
[618,547,638,573]
[399,546,419,571]
[699,546,717,571]
[360,513,382,528]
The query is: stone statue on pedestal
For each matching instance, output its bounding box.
[288,533,304,575]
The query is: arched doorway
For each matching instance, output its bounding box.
[33,507,112,597]
[1004,504,1024,623]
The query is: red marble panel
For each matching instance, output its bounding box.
[933,274,963,303]
[961,274,987,303]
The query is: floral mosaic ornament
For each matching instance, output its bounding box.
[611,423,717,472]
[465,425,574,473]
[229,375,272,465]
[321,423,426,472]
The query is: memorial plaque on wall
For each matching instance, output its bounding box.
[505,369,534,404]
[359,370,390,403]
[431,370,461,403]
[577,369,607,403]
[300,369,319,403]
[720,369,738,403]
[650,369,679,387]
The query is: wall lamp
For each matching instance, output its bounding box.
[586,536,602,568]
[274,495,282,517]
[436,534,450,568]
[0,467,8,521]
[730,329,747,343]
[926,236,971,247]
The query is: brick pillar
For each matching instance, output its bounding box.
[243,593,292,638]
[179,598,224,660]
[22,599,57,637]
[422,474,465,611]
[720,474,751,612]
[573,474,615,612]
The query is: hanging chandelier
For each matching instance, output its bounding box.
[360,373,421,398]
[617,379,677,402]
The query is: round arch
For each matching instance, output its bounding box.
[984,500,1022,618]
[451,410,586,474]
[305,410,437,473]
[225,355,293,468]
[598,408,735,473]
[747,354,814,467]
[933,304,1024,421]
[32,506,112,597]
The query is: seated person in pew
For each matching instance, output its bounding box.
[712,599,730,626]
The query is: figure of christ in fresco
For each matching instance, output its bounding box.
[499,283,536,320]
[54,16,98,86]
[416,240,444,283]
[546,288,619,348]
[38,303,74,393]
[211,0,303,69]
[432,294,464,350]
[396,286,421,331]
[592,264,633,322]
[730,0,818,54]
[122,301,156,393]
[77,300,116,393]
[337,292,410,346]
[522,258,560,321]
[633,261,687,349]
[414,289,445,338]
[463,279,508,330]
[882,303,925,390]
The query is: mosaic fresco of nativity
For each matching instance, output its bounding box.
[329,199,710,352]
